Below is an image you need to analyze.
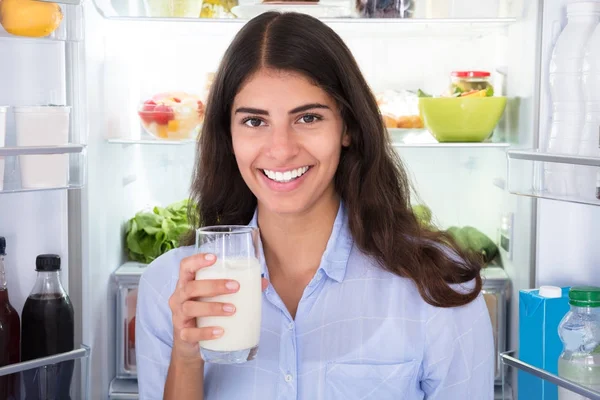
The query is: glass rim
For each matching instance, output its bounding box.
[196,225,258,235]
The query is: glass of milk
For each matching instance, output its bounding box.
[195,225,262,364]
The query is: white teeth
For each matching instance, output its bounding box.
[263,166,310,183]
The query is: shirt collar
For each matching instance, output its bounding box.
[248,202,353,283]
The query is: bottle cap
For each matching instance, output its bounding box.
[0,237,5,255]
[569,286,600,307]
[539,285,563,298]
[36,254,61,272]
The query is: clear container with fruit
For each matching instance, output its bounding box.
[137,92,204,141]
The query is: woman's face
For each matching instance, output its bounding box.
[231,68,349,216]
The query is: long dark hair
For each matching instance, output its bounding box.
[185,12,482,308]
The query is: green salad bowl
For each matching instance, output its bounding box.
[418,96,507,142]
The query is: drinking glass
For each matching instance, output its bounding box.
[195,225,261,364]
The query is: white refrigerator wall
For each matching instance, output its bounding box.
[84,3,536,398]
[536,0,600,288]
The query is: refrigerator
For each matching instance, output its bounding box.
[0,0,598,398]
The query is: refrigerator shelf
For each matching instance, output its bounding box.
[500,352,600,400]
[107,134,510,149]
[507,149,600,167]
[107,138,196,146]
[0,144,85,157]
[35,0,81,4]
[0,344,90,377]
[506,149,600,207]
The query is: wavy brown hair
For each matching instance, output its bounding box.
[185,12,483,308]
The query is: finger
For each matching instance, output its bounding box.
[261,278,269,292]
[182,279,240,299]
[180,326,224,343]
[182,301,236,318]
[178,253,217,285]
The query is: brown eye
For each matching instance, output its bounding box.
[297,114,322,124]
[244,118,264,127]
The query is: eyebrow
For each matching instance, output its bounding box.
[234,103,331,115]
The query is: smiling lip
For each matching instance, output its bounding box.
[259,166,312,192]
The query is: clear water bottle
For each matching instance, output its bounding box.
[577,17,600,201]
[545,2,600,196]
[558,286,600,400]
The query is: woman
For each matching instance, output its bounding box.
[136,11,494,400]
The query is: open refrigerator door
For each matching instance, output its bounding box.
[0,0,90,399]
[11,0,596,399]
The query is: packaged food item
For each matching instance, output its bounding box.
[449,71,493,96]
[14,106,70,189]
[137,92,204,140]
[376,90,423,129]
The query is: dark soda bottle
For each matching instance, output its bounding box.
[21,254,74,400]
[0,237,20,400]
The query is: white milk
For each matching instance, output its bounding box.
[195,257,262,352]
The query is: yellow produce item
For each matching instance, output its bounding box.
[0,0,63,38]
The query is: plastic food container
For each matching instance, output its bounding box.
[138,93,204,141]
[113,262,146,378]
[450,71,492,94]
[14,106,71,189]
[144,0,203,17]
[0,106,7,191]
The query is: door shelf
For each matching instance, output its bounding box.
[500,352,600,400]
[506,149,600,207]
[0,345,90,377]
[0,148,86,194]
[0,144,85,157]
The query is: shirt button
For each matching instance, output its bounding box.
[288,322,294,330]
[285,374,293,383]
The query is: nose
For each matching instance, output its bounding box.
[266,125,299,162]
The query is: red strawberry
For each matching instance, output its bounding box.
[138,100,157,124]
[153,104,175,125]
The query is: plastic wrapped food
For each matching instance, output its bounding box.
[376,90,423,129]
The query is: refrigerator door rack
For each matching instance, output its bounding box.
[500,351,600,400]
[0,344,91,398]
[506,149,600,206]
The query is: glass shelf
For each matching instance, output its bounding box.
[506,149,600,206]
[501,352,600,400]
[107,137,195,146]
[107,131,510,149]
[36,0,81,4]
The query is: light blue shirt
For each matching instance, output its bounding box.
[136,204,494,399]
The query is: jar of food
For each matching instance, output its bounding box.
[450,71,492,94]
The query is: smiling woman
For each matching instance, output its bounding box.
[135,11,495,400]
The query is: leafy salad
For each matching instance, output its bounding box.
[125,199,194,264]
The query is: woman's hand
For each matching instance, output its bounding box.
[168,253,268,362]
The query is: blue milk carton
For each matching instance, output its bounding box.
[519,286,570,400]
